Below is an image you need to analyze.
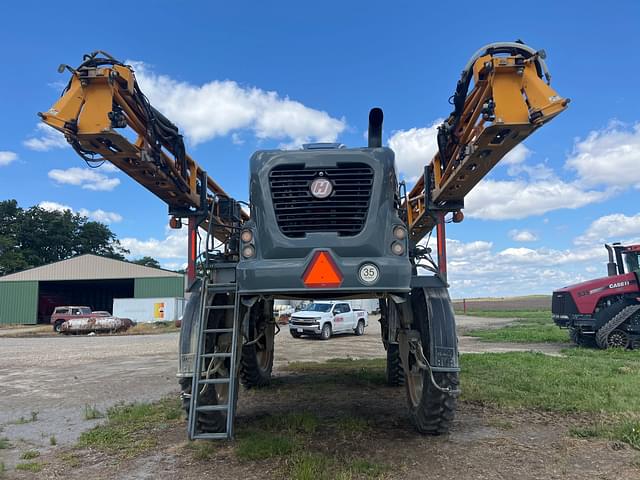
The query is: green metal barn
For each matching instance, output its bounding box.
[0,254,184,325]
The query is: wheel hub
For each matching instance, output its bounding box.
[607,330,630,349]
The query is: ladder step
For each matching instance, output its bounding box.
[196,404,229,412]
[203,328,234,333]
[205,305,235,310]
[201,352,232,358]
[193,432,230,440]
[198,378,230,385]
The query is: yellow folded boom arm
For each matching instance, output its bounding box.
[39,51,246,243]
[405,42,569,243]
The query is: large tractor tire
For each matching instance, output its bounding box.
[404,288,458,435]
[179,292,236,434]
[386,343,405,386]
[240,300,275,389]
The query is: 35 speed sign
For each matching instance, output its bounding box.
[358,263,380,285]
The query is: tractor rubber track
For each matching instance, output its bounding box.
[595,304,640,349]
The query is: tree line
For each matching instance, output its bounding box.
[0,200,162,276]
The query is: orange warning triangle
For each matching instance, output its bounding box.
[302,251,343,288]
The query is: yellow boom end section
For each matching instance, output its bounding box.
[406,42,569,243]
[39,52,246,242]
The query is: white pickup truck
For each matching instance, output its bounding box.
[289,301,368,340]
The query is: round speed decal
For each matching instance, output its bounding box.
[358,263,380,285]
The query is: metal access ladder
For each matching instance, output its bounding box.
[187,276,240,440]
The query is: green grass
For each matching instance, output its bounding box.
[236,432,298,460]
[83,404,104,420]
[467,323,569,343]
[77,397,182,456]
[15,462,43,472]
[49,435,57,446]
[235,412,318,460]
[20,450,40,460]
[288,453,332,480]
[59,452,81,468]
[457,309,551,319]
[335,415,371,433]
[461,349,640,413]
[256,411,319,434]
[463,309,569,343]
[0,437,9,449]
[287,453,388,480]
[232,409,386,478]
[571,419,640,450]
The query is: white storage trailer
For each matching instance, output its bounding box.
[113,297,185,324]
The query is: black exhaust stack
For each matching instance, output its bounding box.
[605,244,618,277]
[612,243,626,275]
[368,107,383,148]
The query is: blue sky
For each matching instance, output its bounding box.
[1,1,639,298]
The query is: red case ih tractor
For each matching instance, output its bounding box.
[552,243,640,349]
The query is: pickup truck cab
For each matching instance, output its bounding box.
[289,301,368,340]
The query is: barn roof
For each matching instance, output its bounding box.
[0,254,182,282]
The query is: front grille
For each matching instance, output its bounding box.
[290,317,320,327]
[269,163,373,237]
[552,292,578,316]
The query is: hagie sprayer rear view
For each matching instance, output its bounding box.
[39,42,568,439]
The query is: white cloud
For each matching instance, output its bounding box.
[574,213,640,246]
[130,61,346,147]
[77,208,123,224]
[509,229,538,242]
[465,178,610,220]
[38,201,72,212]
[24,123,69,151]
[0,151,18,166]
[121,227,187,260]
[506,161,554,180]
[161,261,187,272]
[566,122,640,188]
[422,236,604,298]
[48,167,120,191]
[38,201,122,224]
[100,162,121,173]
[502,144,532,165]
[387,121,441,181]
